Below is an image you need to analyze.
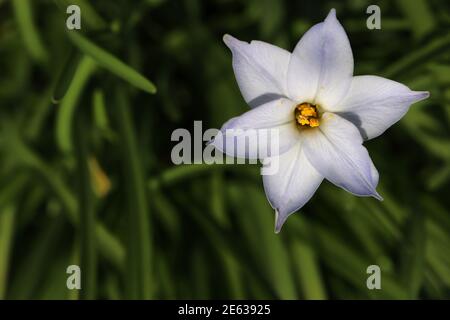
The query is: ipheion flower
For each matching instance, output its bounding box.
[213,9,429,232]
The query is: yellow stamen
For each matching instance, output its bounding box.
[294,103,320,128]
[309,118,320,127]
[298,116,309,126]
[300,106,317,117]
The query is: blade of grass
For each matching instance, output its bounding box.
[75,114,97,299]
[290,235,327,300]
[25,88,53,141]
[52,48,82,103]
[383,33,450,79]
[148,163,259,191]
[396,0,436,40]
[152,190,180,239]
[8,215,66,299]
[3,133,125,271]
[315,224,407,299]
[56,55,96,153]
[210,171,229,227]
[103,271,122,300]
[11,0,47,62]
[0,206,15,299]
[191,248,210,298]
[114,86,152,299]
[173,190,267,299]
[229,184,298,299]
[92,89,110,131]
[68,32,156,94]
[155,255,176,299]
[398,208,426,299]
[220,250,246,299]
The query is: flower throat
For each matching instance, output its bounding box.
[295,103,320,128]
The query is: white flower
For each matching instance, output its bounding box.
[213,9,429,232]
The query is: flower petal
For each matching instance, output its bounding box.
[262,142,323,233]
[303,113,382,199]
[212,98,300,159]
[287,9,353,109]
[223,34,291,108]
[329,75,430,140]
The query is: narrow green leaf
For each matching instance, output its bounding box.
[383,33,450,79]
[291,239,327,300]
[210,171,229,227]
[68,32,157,94]
[114,86,152,299]
[152,190,180,238]
[398,208,426,299]
[92,89,109,131]
[11,0,48,62]
[8,215,65,299]
[75,114,97,299]
[56,55,96,153]
[426,164,450,190]
[191,248,210,298]
[25,88,53,141]
[0,206,15,299]
[220,250,246,299]
[53,49,82,103]
[229,184,298,299]
[315,224,407,299]
[154,255,175,298]
[396,0,436,40]
[3,134,125,271]
[148,164,222,190]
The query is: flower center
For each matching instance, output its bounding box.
[294,103,320,128]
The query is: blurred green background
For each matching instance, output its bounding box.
[0,0,449,300]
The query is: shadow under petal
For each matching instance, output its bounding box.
[336,112,368,140]
[248,93,287,108]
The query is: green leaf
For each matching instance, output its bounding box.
[2,133,125,272]
[383,33,450,79]
[68,32,157,94]
[291,239,327,300]
[114,86,153,299]
[75,114,97,299]
[52,49,82,103]
[398,208,426,299]
[92,89,109,131]
[56,55,96,153]
[11,0,48,62]
[8,216,66,299]
[228,184,298,299]
[396,0,436,40]
[0,206,15,299]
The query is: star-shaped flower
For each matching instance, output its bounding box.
[213,9,429,232]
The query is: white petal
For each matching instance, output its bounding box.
[303,113,382,199]
[212,98,300,159]
[223,34,291,108]
[262,143,323,233]
[287,9,353,109]
[329,75,430,140]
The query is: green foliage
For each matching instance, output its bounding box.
[0,0,449,300]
